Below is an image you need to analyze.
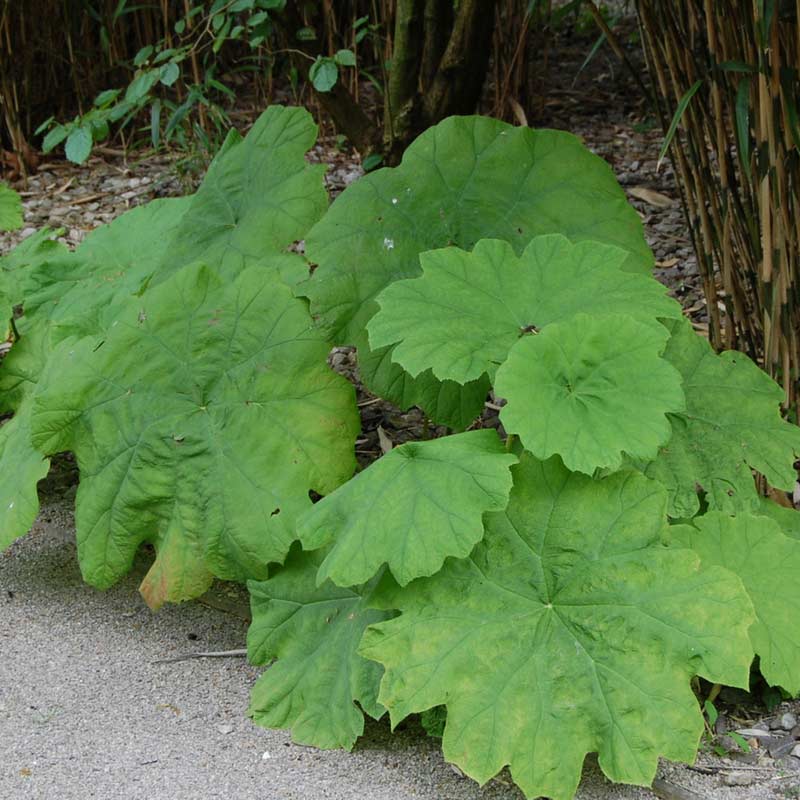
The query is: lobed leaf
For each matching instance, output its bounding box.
[0,401,50,549]
[247,547,392,749]
[756,497,800,541]
[670,512,800,694]
[23,197,192,343]
[495,314,685,474]
[30,262,359,607]
[369,236,682,384]
[298,429,518,587]
[643,319,800,516]
[0,182,23,232]
[302,115,652,424]
[153,105,327,283]
[361,454,754,800]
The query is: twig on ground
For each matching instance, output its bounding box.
[152,648,248,664]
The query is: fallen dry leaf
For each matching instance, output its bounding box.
[628,186,674,208]
[377,425,393,454]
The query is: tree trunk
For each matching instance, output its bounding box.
[422,0,497,125]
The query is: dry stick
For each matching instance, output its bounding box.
[153,648,248,665]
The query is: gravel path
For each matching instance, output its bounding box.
[2,507,798,800]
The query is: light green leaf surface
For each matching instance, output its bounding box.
[361,455,754,800]
[0,182,23,231]
[155,105,327,283]
[65,126,93,164]
[247,547,392,749]
[670,511,800,694]
[354,333,491,430]
[756,497,800,541]
[495,314,685,474]
[298,429,517,587]
[302,115,651,422]
[644,319,800,516]
[369,236,681,384]
[23,197,192,343]
[31,263,359,607]
[0,401,50,549]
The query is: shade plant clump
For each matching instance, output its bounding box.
[1,108,800,800]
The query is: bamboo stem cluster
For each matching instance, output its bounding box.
[637,1,800,417]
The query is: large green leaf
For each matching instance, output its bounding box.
[361,454,754,800]
[302,115,651,423]
[644,319,800,517]
[757,497,800,541]
[354,333,491,430]
[30,262,359,607]
[670,512,800,694]
[369,236,681,384]
[0,182,23,231]
[0,228,67,316]
[495,314,684,474]
[154,105,327,283]
[0,401,49,548]
[247,547,392,749]
[22,197,192,343]
[298,429,517,587]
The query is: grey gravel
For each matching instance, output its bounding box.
[780,713,798,731]
[2,506,800,800]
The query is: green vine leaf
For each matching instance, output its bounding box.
[495,314,685,474]
[369,236,681,384]
[30,263,359,607]
[670,512,800,695]
[302,115,652,424]
[643,319,800,517]
[298,429,517,587]
[247,547,392,749]
[361,454,755,800]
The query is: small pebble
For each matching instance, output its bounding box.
[780,711,798,730]
[722,771,757,786]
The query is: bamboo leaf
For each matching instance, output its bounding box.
[657,80,703,169]
[736,77,752,179]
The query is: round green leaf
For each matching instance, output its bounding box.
[495,313,685,474]
[159,61,180,87]
[643,318,800,516]
[30,262,359,607]
[361,454,755,800]
[247,547,392,749]
[369,236,682,384]
[334,48,356,66]
[670,511,800,695]
[298,429,518,587]
[302,115,651,423]
[64,126,93,164]
[309,57,339,92]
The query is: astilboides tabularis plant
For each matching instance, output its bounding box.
[1,106,799,800]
